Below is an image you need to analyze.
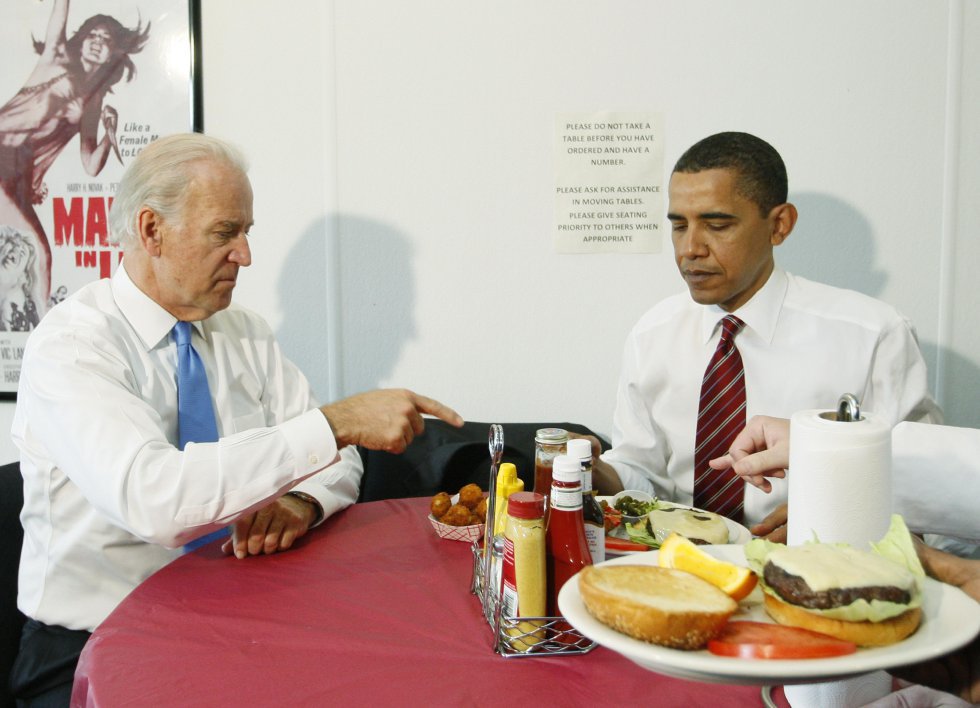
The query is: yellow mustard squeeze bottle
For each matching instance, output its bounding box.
[488,463,526,595]
[492,463,525,538]
[501,491,546,651]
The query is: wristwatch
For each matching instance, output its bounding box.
[286,491,324,526]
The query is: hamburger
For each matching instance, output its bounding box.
[625,504,730,547]
[745,515,925,647]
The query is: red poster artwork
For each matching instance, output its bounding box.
[0,0,199,395]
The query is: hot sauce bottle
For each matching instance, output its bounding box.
[545,454,593,617]
[566,438,605,565]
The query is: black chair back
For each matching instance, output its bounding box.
[357,420,609,502]
[0,461,25,708]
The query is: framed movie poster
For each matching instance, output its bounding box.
[0,0,202,398]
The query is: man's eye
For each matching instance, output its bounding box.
[670,222,686,232]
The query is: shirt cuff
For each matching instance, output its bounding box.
[601,453,656,495]
[278,408,339,476]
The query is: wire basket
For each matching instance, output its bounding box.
[470,543,595,657]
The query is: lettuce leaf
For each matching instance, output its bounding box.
[871,515,926,578]
[623,518,662,548]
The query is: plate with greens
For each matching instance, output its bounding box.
[599,495,751,555]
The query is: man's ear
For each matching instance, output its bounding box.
[769,202,798,246]
[136,207,163,257]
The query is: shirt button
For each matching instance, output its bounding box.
[308,454,319,465]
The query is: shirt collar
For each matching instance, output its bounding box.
[111,262,199,351]
[699,267,787,345]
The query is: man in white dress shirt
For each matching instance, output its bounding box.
[9,133,462,706]
[591,131,941,527]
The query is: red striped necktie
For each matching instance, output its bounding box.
[693,315,747,522]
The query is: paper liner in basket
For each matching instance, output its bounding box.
[428,515,484,542]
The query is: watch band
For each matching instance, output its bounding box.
[286,491,324,526]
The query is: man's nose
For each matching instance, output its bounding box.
[681,226,709,258]
[229,234,251,267]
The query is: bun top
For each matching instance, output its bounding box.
[767,544,916,592]
[581,564,737,614]
[578,564,737,649]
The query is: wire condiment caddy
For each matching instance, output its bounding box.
[470,424,596,657]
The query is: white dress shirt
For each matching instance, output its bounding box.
[601,268,942,527]
[12,264,363,631]
[892,421,980,543]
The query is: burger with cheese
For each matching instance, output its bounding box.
[744,515,925,647]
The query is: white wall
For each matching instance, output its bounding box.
[1,0,977,462]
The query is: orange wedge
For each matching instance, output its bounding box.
[658,533,758,601]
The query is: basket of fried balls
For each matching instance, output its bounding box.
[429,483,487,542]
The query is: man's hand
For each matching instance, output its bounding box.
[915,537,980,604]
[320,388,463,453]
[749,503,788,542]
[221,494,316,559]
[883,539,980,704]
[709,415,790,493]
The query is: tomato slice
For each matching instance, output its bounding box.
[707,621,857,659]
[604,536,651,553]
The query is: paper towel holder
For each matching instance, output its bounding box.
[818,393,862,422]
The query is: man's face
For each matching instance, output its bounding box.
[149,160,253,321]
[668,168,783,312]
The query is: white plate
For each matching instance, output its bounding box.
[598,497,752,555]
[558,546,980,685]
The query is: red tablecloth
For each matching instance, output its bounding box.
[72,498,770,707]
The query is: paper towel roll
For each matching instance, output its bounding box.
[787,409,892,548]
[784,409,894,707]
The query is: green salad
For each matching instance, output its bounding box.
[613,495,660,517]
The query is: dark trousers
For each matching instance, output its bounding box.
[9,620,90,708]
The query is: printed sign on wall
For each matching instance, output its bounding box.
[554,112,664,254]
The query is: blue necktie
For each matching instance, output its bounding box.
[174,321,227,551]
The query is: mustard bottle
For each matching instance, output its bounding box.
[488,463,525,601]
[501,492,547,651]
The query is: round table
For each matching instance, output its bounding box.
[72,497,770,706]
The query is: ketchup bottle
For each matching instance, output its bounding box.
[545,454,593,617]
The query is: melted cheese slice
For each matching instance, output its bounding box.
[768,544,915,592]
[647,507,729,545]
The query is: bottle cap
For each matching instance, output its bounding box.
[566,438,592,461]
[535,428,568,445]
[496,462,519,484]
[494,463,525,536]
[552,454,583,484]
[506,491,545,520]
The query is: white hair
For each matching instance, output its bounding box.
[108,133,249,248]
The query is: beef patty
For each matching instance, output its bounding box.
[763,561,911,610]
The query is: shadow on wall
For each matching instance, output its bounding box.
[336,214,416,395]
[780,192,980,429]
[780,191,887,297]
[277,218,331,400]
[276,215,416,402]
